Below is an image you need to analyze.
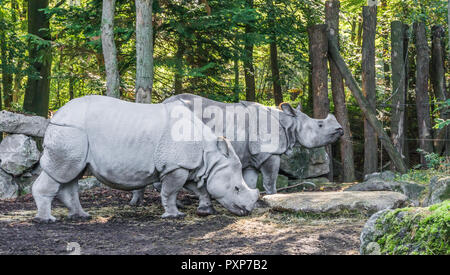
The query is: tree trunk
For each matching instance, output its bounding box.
[69,76,75,100]
[101,0,120,98]
[327,34,408,174]
[135,0,153,103]
[325,0,355,182]
[431,25,449,155]
[390,21,408,169]
[402,24,410,165]
[357,15,363,47]
[269,42,282,106]
[361,5,378,175]
[243,0,256,102]
[23,0,52,117]
[0,76,2,142]
[308,24,333,180]
[233,53,240,102]
[414,22,434,165]
[268,0,282,106]
[174,35,184,95]
[0,28,13,109]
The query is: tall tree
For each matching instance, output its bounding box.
[325,0,355,182]
[268,0,282,106]
[174,35,184,95]
[431,25,449,155]
[135,0,154,103]
[362,4,378,175]
[0,15,12,109]
[390,21,408,169]
[308,24,333,180]
[23,0,52,117]
[414,22,434,165]
[243,0,256,102]
[101,0,120,98]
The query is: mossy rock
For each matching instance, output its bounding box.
[360,200,450,255]
[424,177,450,206]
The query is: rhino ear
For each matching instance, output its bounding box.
[295,103,301,112]
[216,136,230,158]
[279,102,297,117]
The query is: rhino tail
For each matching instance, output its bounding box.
[40,123,89,184]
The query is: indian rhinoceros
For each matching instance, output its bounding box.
[32,95,259,223]
[130,93,343,206]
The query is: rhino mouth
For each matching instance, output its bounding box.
[329,129,344,141]
[231,203,250,216]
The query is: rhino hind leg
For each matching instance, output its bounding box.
[184,183,216,216]
[40,124,88,184]
[32,171,61,223]
[160,169,189,219]
[57,179,90,221]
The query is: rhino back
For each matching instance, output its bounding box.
[84,96,168,186]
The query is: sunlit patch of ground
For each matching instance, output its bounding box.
[0,188,365,255]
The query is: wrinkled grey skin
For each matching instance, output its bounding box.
[131,93,343,206]
[32,95,258,223]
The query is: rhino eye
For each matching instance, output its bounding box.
[318,124,323,128]
[235,186,240,192]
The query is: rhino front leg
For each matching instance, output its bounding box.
[184,183,217,216]
[260,155,280,194]
[243,167,259,189]
[57,179,90,221]
[129,188,145,206]
[32,171,60,223]
[160,169,189,219]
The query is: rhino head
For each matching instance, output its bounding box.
[204,137,259,216]
[279,103,344,148]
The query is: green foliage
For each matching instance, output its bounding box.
[396,148,450,185]
[434,99,450,130]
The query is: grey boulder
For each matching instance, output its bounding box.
[262,191,408,215]
[279,145,329,179]
[0,110,48,137]
[345,171,426,206]
[0,134,40,176]
[0,169,18,199]
[14,165,42,194]
[424,176,450,206]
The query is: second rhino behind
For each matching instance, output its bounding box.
[130,94,343,206]
[32,95,259,222]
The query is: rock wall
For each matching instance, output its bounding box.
[0,134,41,199]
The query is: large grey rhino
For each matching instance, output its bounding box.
[130,93,343,206]
[32,95,259,223]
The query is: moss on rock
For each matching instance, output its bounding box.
[360,201,450,255]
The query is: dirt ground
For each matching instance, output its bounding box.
[0,188,365,255]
